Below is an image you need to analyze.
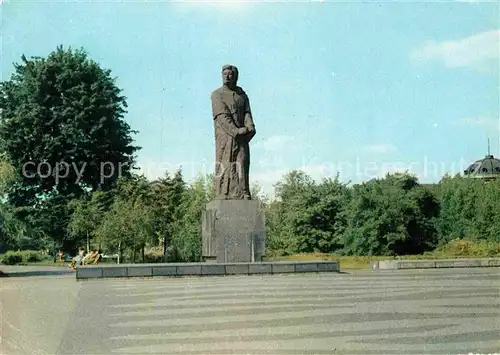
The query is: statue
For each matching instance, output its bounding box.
[211,65,256,200]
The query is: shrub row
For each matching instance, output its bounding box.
[1,250,44,265]
[434,238,500,258]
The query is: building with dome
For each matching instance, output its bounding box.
[463,152,500,180]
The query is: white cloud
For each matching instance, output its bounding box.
[410,29,499,70]
[459,116,500,131]
[362,143,398,154]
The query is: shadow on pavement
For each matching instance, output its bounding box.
[0,269,74,277]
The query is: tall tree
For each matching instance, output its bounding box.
[340,173,439,256]
[0,155,16,195]
[435,175,500,243]
[267,170,348,255]
[150,169,186,249]
[95,175,155,262]
[67,189,114,250]
[0,45,140,207]
[172,174,209,262]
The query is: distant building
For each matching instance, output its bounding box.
[463,153,500,181]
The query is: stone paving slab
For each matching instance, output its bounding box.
[75,261,340,279]
[2,267,500,354]
[371,258,500,270]
[62,268,500,354]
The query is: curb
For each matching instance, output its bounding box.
[75,261,341,280]
[371,258,500,270]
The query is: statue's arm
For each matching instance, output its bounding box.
[211,92,247,137]
[215,114,247,138]
[243,97,256,141]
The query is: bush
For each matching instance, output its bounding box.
[435,238,500,257]
[21,250,43,263]
[1,250,44,265]
[1,251,23,265]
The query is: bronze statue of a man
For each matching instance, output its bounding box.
[211,65,256,200]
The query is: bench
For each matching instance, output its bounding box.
[100,254,120,264]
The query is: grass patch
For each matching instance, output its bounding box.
[265,254,393,269]
[265,239,500,269]
[265,254,492,270]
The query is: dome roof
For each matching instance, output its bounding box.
[464,154,500,178]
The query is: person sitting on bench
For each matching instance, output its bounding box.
[69,248,85,269]
[83,249,101,265]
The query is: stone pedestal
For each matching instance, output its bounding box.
[202,200,266,263]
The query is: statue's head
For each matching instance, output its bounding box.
[222,65,238,88]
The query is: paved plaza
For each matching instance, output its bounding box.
[1,267,499,354]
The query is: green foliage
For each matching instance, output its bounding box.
[267,170,349,255]
[265,170,500,257]
[267,237,500,268]
[0,202,52,252]
[1,251,23,265]
[0,156,16,194]
[20,250,44,263]
[94,175,155,262]
[434,176,500,243]
[0,46,140,249]
[434,238,500,257]
[151,169,187,246]
[170,175,209,262]
[3,168,500,262]
[67,189,112,247]
[0,46,140,198]
[1,250,43,265]
[339,173,440,256]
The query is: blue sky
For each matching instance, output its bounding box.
[1,0,499,196]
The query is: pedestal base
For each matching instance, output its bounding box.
[202,199,266,263]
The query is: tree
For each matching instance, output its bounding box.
[151,169,186,248]
[170,176,204,262]
[434,175,500,243]
[0,204,25,252]
[0,155,16,195]
[250,181,269,206]
[266,170,348,255]
[96,197,155,263]
[0,156,21,251]
[95,175,155,262]
[0,45,140,208]
[67,190,113,250]
[339,173,439,256]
